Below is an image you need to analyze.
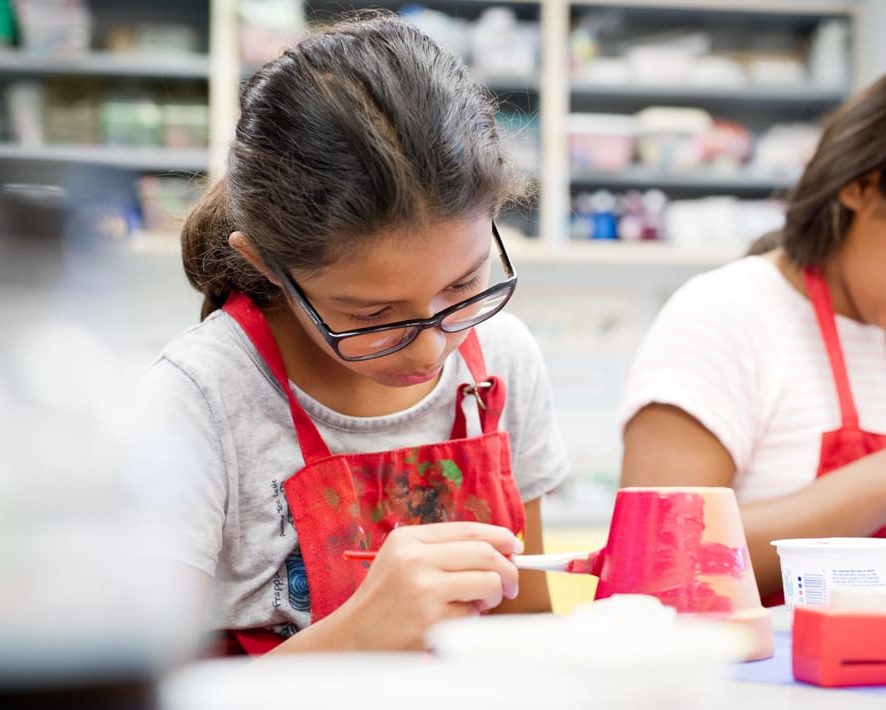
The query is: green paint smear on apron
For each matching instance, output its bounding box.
[441,460,463,488]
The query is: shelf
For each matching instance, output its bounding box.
[306,0,541,12]
[0,50,210,79]
[473,71,539,93]
[508,238,743,268]
[132,229,742,269]
[570,167,796,194]
[569,82,846,107]
[0,144,209,172]
[239,66,540,95]
[567,0,854,20]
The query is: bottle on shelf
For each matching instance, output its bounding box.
[571,188,669,242]
[590,190,618,241]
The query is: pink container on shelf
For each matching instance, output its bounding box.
[568,113,636,171]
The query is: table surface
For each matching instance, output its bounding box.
[161,607,886,710]
[725,606,885,709]
[729,633,886,709]
[727,680,885,710]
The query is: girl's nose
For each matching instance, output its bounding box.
[403,326,448,369]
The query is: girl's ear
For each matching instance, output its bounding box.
[229,231,281,286]
[837,171,882,213]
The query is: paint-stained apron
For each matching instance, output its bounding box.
[221,292,526,654]
[763,268,886,606]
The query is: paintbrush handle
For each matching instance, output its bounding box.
[343,549,589,572]
[511,552,589,571]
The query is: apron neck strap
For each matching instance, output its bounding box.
[802,268,859,429]
[458,329,488,382]
[223,292,332,462]
[450,329,505,439]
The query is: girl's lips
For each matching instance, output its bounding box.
[393,367,442,385]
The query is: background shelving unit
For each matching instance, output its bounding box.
[558,1,857,255]
[0,0,863,258]
[0,0,214,239]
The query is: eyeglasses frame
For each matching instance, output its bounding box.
[273,222,518,362]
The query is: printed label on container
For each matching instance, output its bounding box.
[782,565,886,610]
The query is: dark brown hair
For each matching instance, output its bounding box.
[781,73,886,268]
[182,12,527,319]
[744,229,782,257]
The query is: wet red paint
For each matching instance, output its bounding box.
[570,490,750,613]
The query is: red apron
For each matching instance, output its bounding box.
[803,269,886,488]
[221,292,526,654]
[764,268,886,606]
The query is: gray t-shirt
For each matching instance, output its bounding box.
[134,308,568,636]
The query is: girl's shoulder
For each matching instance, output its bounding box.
[663,255,806,329]
[151,310,262,389]
[158,309,235,354]
[677,254,785,298]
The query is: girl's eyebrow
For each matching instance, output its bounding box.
[326,253,490,308]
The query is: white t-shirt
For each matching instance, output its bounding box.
[619,256,886,504]
[132,309,567,637]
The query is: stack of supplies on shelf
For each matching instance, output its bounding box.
[569,13,851,91]
[12,0,91,54]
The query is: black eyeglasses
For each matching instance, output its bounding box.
[274,223,517,362]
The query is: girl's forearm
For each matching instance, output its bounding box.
[741,450,886,596]
[267,605,362,655]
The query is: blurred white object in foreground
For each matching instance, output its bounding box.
[163,596,748,710]
[162,653,581,710]
[428,595,751,710]
[0,311,199,700]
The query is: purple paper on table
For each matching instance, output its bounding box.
[729,630,886,694]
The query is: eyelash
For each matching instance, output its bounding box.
[347,276,481,324]
[450,276,480,293]
[349,309,389,324]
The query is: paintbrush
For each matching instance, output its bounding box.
[343,549,593,573]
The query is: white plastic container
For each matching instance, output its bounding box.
[427,596,750,710]
[772,538,886,611]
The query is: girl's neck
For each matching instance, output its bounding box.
[771,248,864,323]
[261,301,440,417]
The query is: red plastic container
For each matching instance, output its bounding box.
[793,606,886,687]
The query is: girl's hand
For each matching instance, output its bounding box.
[335,522,522,650]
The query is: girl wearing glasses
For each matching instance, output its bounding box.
[137,13,566,655]
[619,74,886,603]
